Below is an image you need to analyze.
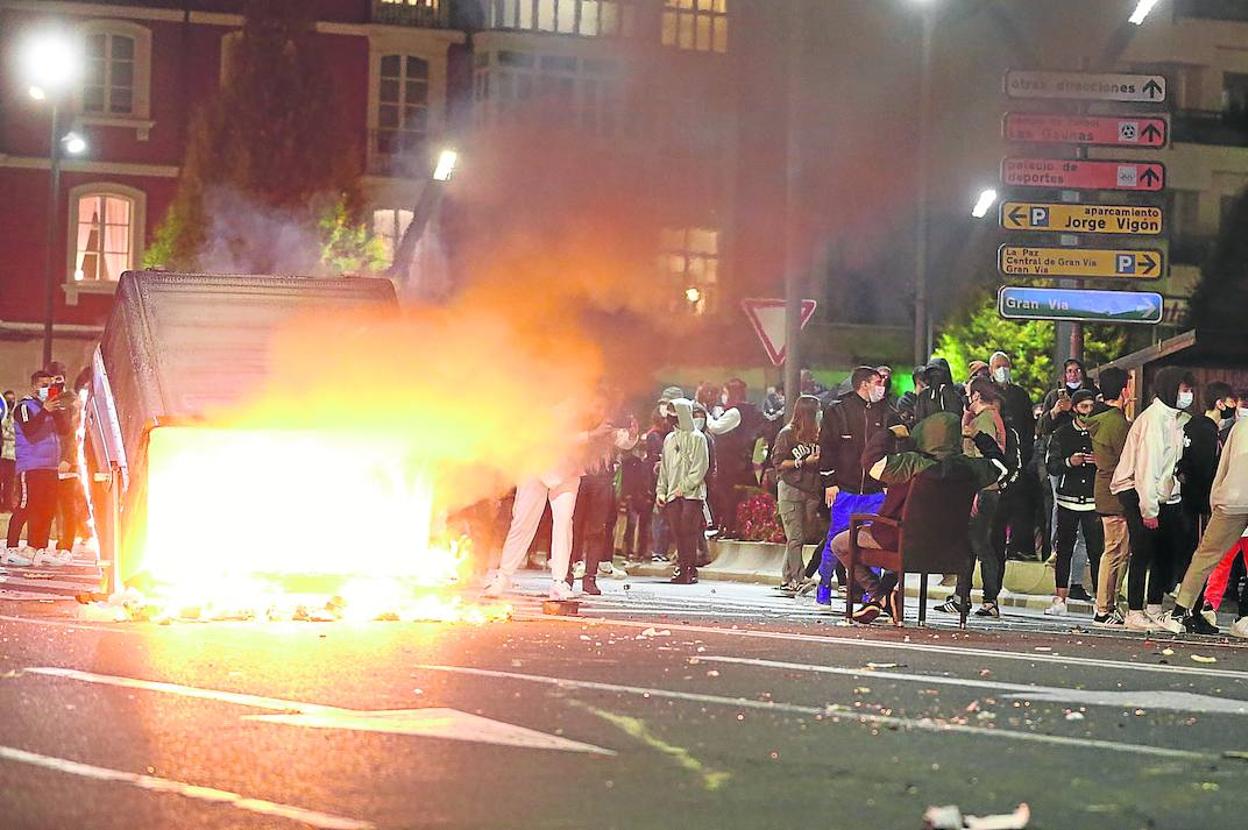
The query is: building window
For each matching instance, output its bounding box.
[661,0,728,54]
[70,189,141,283]
[660,227,719,314]
[79,21,152,121]
[1222,72,1248,122]
[372,208,414,264]
[376,54,430,162]
[473,51,621,136]
[487,0,636,37]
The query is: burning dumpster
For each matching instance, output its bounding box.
[84,271,404,607]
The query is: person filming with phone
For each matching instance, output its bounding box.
[2,370,70,567]
[1043,389,1104,616]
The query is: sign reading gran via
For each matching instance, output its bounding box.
[998,286,1163,325]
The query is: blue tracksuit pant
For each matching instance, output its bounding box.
[818,490,886,603]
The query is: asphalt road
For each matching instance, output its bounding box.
[1,573,1246,830]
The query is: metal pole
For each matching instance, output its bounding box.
[913,10,934,367]
[782,0,804,417]
[42,102,61,368]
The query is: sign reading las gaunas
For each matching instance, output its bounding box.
[1002,158,1165,192]
[1004,70,1167,103]
[998,246,1165,279]
[1003,113,1168,148]
[1000,202,1163,236]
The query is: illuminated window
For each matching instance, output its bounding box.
[376,54,429,161]
[79,21,152,119]
[73,193,135,282]
[660,227,719,314]
[661,0,728,54]
[473,51,621,136]
[487,0,636,37]
[372,208,414,264]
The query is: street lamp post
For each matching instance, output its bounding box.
[23,32,82,368]
[913,3,936,367]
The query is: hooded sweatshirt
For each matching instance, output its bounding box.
[656,399,710,503]
[1085,405,1130,515]
[914,358,965,423]
[1110,366,1191,519]
[1209,416,1248,514]
[861,413,1007,549]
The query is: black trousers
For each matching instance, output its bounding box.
[621,495,654,560]
[958,490,1003,604]
[664,498,704,571]
[569,473,615,581]
[6,469,58,550]
[57,476,86,553]
[0,458,14,511]
[1055,506,1103,590]
[1119,491,1189,611]
[996,475,1039,559]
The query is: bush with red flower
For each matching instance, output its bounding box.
[734,488,786,543]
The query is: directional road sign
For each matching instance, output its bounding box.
[1002,157,1165,192]
[1000,202,1163,236]
[741,298,818,366]
[998,286,1163,324]
[1004,113,1167,148]
[998,246,1165,279]
[1004,70,1167,103]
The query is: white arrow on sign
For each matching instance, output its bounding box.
[740,298,818,367]
[23,666,613,755]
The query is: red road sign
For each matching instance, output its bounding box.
[741,298,818,367]
[1004,113,1168,148]
[1001,157,1165,192]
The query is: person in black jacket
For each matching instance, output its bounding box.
[815,366,899,607]
[1039,359,1101,436]
[914,358,965,423]
[1043,389,1104,616]
[989,351,1038,561]
[1175,381,1232,592]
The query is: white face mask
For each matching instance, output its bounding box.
[693,417,706,431]
[1176,391,1194,410]
[36,387,49,401]
[720,392,729,406]
[993,366,1010,385]
[868,385,885,404]
[1065,380,1081,391]
[1239,408,1248,421]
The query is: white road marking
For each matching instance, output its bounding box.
[412,664,1213,761]
[0,744,373,830]
[701,656,1248,715]
[523,616,1248,681]
[22,667,613,755]
[0,614,135,634]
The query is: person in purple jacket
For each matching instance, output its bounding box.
[3,370,69,567]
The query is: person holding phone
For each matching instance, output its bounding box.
[3,370,67,566]
[1043,390,1104,616]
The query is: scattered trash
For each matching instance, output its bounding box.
[923,802,1030,829]
[706,670,720,677]
[1065,711,1085,722]
[1191,654,1217,664]
[1033,647,1052,652]
[866,662,901,670]
[638,627,671,638]
[1161,648,1175,656]
[542,600,579,616]
[1222,750,1248,761]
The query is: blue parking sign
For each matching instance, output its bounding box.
[1115,254,1136,274]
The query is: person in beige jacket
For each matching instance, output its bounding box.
[1168,414,1248,635]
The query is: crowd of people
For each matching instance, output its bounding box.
[1,362,92,567]
[477,354,1248,639]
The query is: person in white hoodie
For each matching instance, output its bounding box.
[484,401,637,601]
[1168,414,1248,636]
[1110,366,1196,633]
[655,398,710,584]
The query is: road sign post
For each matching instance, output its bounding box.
[998,246,1164,279]
[998,286,1163,324]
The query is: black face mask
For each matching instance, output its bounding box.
[1221,406,1236,421]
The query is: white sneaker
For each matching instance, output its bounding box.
[597,562,616,577]
[1043,598,1068,617]
[1,548,34,567]
[35,549,74,567]
[1230,617,1248,640]
[1152,612,1183,634]
[481,573,510,598]
[572,561,586,580]
[548,580,577,601]
[1145,603,1166,621]
[1124,610,1155,632]
[1201,606,1218,628]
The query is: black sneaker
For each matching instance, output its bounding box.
[581,576,602,596]
[1183,612,1219,636]
[851,600,884,624]
[974,602,1000,619]
[1068,584,1093,602]
[670,568,698,585]
[935,596,967,615]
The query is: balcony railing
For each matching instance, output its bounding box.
[1171,109,1248,147]
[366,129,430,177]
[371,0,451,28]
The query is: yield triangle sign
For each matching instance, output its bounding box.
[740,298,818,366]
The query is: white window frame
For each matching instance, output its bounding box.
[486,0,636,37]
[660,226,720,315]
[77,19,154,140]
[64,182,146,306]
[372,207,415,265]
[661,0,729,54]
[474,50,621,137]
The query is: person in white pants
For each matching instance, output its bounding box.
[486,474,582,600]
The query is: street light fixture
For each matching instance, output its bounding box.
[21,30,83,367]
[1129,0,1161,25]
[971,189,998,219]
[432,148,458,182]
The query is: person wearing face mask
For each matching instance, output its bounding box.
[1,390,16,513]
[3,371,67,567]
[703,379,765,539]
[655,398,711,584]
[1110,367,1197,632]
[1043,390,1104,616]
[1084,368,1133,627]
[815,366,898,607]
[1177,382,1233,543]
[772,395,824,592]
[988,352,1037,563]
[1039,359,1100,437]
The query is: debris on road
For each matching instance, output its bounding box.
[1190,654,1217,664]
[923,802,1030,829]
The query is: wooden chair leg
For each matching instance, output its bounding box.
[893,568,905,627]
[844,548,855,622]
[918,574,928,627]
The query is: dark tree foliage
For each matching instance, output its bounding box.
[1189,185,1248,333]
